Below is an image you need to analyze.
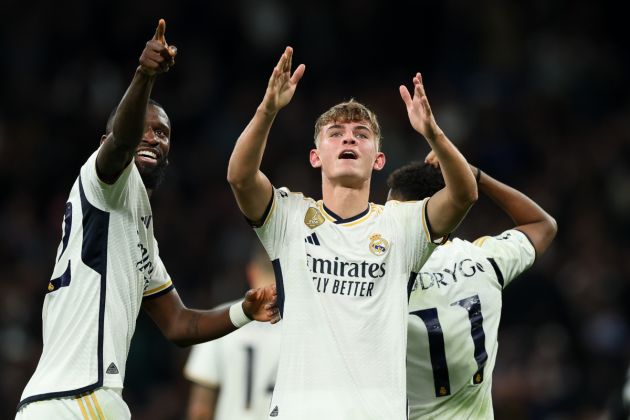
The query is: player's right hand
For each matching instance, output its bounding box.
[259,46,306,115]
[138,18,177,77]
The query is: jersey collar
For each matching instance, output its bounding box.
[319,202,372,226]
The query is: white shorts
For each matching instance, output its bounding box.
[16,388,130,420]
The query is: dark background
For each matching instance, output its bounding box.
[1,0,629,418]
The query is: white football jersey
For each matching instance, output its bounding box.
[255,188,436,420]
[406,230,535,419]
[184,305,281,420]
[19,148,173,408]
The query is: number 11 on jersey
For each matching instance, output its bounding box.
[410,294,488,398]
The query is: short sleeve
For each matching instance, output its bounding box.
[142,242,174,299]
[183,340,221,388]
[79,146,136,210]
[254,187,308,260]
[384,199,436,273]
[473,229,536,288]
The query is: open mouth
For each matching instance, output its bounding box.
[136,149,160,162]
[338,150,358,160]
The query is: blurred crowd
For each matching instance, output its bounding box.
[1,0,629,418]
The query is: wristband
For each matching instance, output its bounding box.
[475,168,482,183]
[229,301,252,328]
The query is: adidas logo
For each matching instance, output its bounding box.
[270,406,279,417]
[304,233,320,246]
[106,362,119,374]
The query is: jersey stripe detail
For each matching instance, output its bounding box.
[142,283,175,300]
[89,392,106,419]
[76,395,90,419]
[487,257,504,288]
[247,190,276,228]
[407,272,418,301]
[143,279,173,296]
[17,178,110,410]
[79,177,109,396]
[82,394,98,419]
[473,236,490,247]
[271,259,285,318]
[46,260,72,293]
[320,202,371,225]
[514,228,537,263]
[420,200,431,242]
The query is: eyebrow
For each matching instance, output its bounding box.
[326,124,372,133]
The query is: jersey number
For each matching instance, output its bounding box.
[48,202,73,292]
[410,294,488,398]
[244,346,275,409]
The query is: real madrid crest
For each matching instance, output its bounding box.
[304,207,325,229]
[369,233,389,256]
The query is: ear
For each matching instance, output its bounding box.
[373,152,386,171]
[100,134,108,145]
[309,149,322,168]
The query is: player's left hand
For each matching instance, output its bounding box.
[242,284,281,324]
[399,73,443,142]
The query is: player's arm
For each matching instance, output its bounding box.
[142,286,279,347]
[399,73,477,238]
[96,19,176,184]
[186,383,218,420]
[226,47,305,223]
[472,165,557,256]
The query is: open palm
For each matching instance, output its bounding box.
[399,73,442,141]
[261,47,306,114]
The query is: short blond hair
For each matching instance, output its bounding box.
[313,99,381,150]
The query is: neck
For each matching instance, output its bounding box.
[321,176,371,219]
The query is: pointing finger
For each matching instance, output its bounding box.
[154,19,166,44]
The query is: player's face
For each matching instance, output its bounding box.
[135,105,171,189]
[310,121,385,186]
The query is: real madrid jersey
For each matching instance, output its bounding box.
[254,187,436,420]
[19,147,173,408]
[406,230,535,420]
[184,302,281,420]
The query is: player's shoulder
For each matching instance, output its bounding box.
[473,229,532,249]
[383,198,426,208]
[427,236,488,261]
[274,186,316,205]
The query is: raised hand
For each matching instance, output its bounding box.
[242,284,281,324]
[138,18,177,77]
[425,150,440,168]
[399,73,443,142]
[260,47,306,115]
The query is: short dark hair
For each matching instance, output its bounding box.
[387,161,445,201]
[105,99,165,134]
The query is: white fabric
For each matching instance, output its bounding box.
[407,230,535,419]
[20,148,172,407]
[16,388,130,419]
[255,188,435,420]
[184,311,281,420]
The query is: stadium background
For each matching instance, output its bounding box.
[1,0,628,418]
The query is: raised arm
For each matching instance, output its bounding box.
[227,47,305,223]
[142,285,279,347]
[96,19,177,183]
[425,152,558,256]
[399,73,477,238]
[472,166,557,256]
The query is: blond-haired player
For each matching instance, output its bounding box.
[226,47,478,419]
